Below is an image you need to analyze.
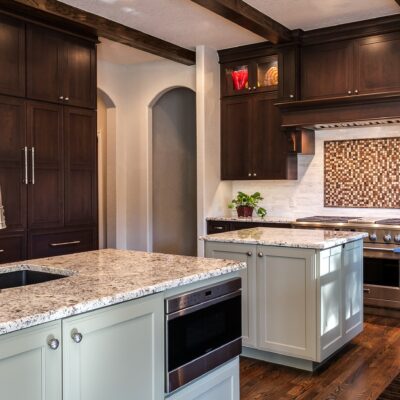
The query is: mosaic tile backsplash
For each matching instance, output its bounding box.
[324,137,400,208]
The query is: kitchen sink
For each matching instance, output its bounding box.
[0,270,68,290]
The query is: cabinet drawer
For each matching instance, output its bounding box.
[29,229,96,259]
[0,235,25,264]
[207,221,231,234]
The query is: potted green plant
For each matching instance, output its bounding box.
[228,191,267,218]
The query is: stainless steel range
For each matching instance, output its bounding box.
[292,216,400,311]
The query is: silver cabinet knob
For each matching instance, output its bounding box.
[347,90,352,95]
[248,87,252,91]
[384,234,392,243]
[248,173,252,177]
[354,89,359,94]
[394,234,400,243]
[253,86,257,90]
[65,97,69,101]
[71,330,83,343]
[59,96,64,100]
[246,251,252,257]
[253,173,257,177]
[48,338,60,350]
[289,94,294,99]
[369,233,377,241]
[258,252,263,258]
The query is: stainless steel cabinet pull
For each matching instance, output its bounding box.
[363,288,371,294]
[23,146,28,184]
[0,249,4,254]
[246,251,252,257]
[30,147,35,184]
[214,226,224,231]
[50,240,81,247]
[258,252,263,257]
[71,330,83,343]
[48,338,60,350]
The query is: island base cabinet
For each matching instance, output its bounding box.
[62,294,164,400]
[0,321,62,400]
[167,358,239,400]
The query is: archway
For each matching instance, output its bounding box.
[151,87,197,256]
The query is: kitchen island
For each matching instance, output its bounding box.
[0,249,245,400]
[202,227,368,371]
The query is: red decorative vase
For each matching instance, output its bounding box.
[237,206,254,218]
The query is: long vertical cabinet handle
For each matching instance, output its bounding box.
[23,146,28,184]
[31,147,35,185]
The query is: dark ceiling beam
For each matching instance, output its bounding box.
[395,0,400,6]
[190,0,292,44]
[1,0,196,65]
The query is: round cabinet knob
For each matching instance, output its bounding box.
[246,251,252,257]
[347,90,352,95]
[71,331,83,343]
[65,97,69,101]
[253,173,257,177]
[289,94,294,99]
[248,173,252,177]
[59,96,64,100]
[258,252,263,258]
[354,89,359,94]
[248,87,252,91]
[384,233,392,243]
[253,86,257,90]
[48,338,60,350]
[394,234,400,243]
[369,233,377,241]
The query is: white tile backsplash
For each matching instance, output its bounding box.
[231,126,400,219]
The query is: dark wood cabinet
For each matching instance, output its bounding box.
[0,96,27,233]
[278,46,298,101]
[0,14,25,97]
[27,102,64,229]
[354,32,400,95]
[27,24,96,109]
[0,234,26,264]
[221,93,294,180]
[301,40,354,100]
[64,107,97,226]
[207,220,292,234]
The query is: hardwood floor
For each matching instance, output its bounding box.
[240,314,400,400]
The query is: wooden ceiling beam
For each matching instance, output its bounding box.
[1,0,196,65]
[395,0,400,6]
[190,0,292,44]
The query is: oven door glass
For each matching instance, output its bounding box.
[364,257,400,287]
[167,294,241,372]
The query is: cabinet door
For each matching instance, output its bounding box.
[63,37,96,109]
[0,234,26,264]
[0,321,62,400]
[301,40,354,100]
[354,32,400,95]
[27,24,63,104]
[318,246,343,361]
[0,96,27,232]
[168,357,239,400]
[252,93,287,179]
[205,242,257,348]
[0,14,25,97]
[257,246,317,360]
[63,295,164,400]
[64,107,97,226]
[278,46,298,101]
[221,96,252,180]
[342,240,363,339]
[221,61,252,97]
[27,102,64,229]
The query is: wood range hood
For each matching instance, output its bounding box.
[275,93,400,131]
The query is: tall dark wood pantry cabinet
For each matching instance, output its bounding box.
[0,12,98,264]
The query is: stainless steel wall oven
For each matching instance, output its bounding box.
[165,278,242,393]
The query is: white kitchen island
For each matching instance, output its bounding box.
[202,227,368,371]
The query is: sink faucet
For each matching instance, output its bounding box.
[0,185,6,229]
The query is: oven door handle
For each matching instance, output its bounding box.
[364,246,397,252]
[166,290,241,321]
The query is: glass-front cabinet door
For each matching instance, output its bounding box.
[222,62,251,96]
[255,55,279,92]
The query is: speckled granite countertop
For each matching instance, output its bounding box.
[0,249,245,335]
[207,216,293,224]
[201,227,368,249]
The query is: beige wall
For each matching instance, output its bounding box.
[231,126,400,219]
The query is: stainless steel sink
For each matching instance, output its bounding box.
[0,270,67,290]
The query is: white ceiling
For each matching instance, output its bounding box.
[60,0,400,64]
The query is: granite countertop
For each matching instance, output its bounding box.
[207,216,294,224]
[0,249,245,335]
[201,227,368,249]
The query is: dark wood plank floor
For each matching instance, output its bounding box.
[241,314,400,400]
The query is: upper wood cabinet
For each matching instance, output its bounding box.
[301,40,354,100]
[0,15,25,97]
[301,32,400,100]
[27,24,96,109]
[221,92,295,180]
[354,32,400,95]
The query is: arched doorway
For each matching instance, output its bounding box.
[151,88,197,256]
[97,88,117,249]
